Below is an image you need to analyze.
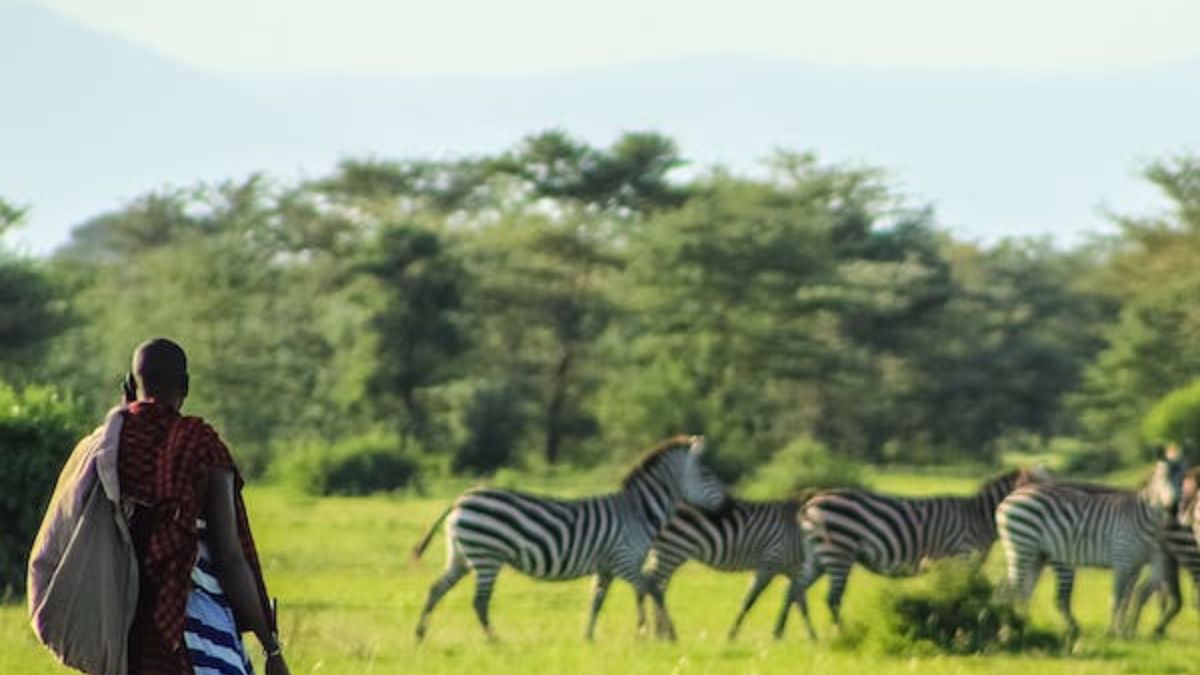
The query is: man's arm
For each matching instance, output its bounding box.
[204,470,289,672]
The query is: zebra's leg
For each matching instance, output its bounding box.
[1135,552,1180,638]
[773,578,792,640]
[787,553,824,638]
[584,572,614,641]
[1154,551,1182,638]
[1192,570,1200,613]
[415,551,470,641]
[634,586,648,637]
[637,573,669,638]
[823,558,854,629]
[471,561,503,642]
[1109,564,1140,639]
[774,576,817,642]
[644,582,677,641]
[727,570,773,641]
[1007,552,1044,607]
[1051,564,1079,642]
[643,550,682,640]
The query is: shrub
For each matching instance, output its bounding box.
[739,436,865,499]
[874,560,1061,655]
[0,384,89,597]
[1052,437,1122,476]
[276,433,421,496]
[1143,379,1200,454]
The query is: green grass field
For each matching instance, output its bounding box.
[4,470,1199,674]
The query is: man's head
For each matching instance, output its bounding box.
[130,338,189,407]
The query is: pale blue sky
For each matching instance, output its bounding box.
[35,0,1200,75]
[5,1,1200,255]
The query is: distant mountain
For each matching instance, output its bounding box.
[4,2,1199,254]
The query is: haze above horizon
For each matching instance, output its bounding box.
[5,0,1200,254]
[34,0,1200,75]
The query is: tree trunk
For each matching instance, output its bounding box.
[544,350,573,465]
[400,387,421,450]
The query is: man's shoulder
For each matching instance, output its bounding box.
[174,415,226,446]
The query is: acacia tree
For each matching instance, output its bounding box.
[363,224,469,447]
[46,180,343,470]
[600,156,928,475]
[0,200,69,382]
[1072,156,1200,455]
[465,213,622,465]
[322,131,682,466]
[895,240,1111,461]
[461,130,680,465]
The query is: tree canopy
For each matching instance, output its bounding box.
[9,134,1195,479]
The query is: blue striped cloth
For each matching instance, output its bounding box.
[185,540,256,675]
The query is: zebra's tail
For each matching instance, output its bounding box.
[412,504,456,560]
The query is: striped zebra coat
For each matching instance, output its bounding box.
[638,496,814,641]
[1044,479,1200,637]
[1139,466,1200,634]
[995,457,1186,639]
[795,469,1041,627]
[412,435,727,641]
[1127,521,1199,634]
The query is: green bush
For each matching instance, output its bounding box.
[739,436,865,499]
[874,560,1061,655]
[1052,437,1123,476]
[1143,379,1200,454]
[0,384,89,597]
[275,433,421,496]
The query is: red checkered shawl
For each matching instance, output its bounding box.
[118,401,272,673]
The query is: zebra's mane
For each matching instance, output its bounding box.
[788,488,820,506]
[620,434,696,488]
[979,468,1023,492]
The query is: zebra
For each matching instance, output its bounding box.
[636,496,815,642]
[995,455,1187,639]
[1127,466,1200,635]
[794,468,1044,629]
[411,435,728,641]
[1043,479,1198,637]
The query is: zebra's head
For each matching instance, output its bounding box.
[677,436,728,511]
[622,435,728,515]
[1147,447,1188,513]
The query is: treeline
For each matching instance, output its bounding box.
[3,133,1199,482]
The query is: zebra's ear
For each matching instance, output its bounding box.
[688,435,705,455]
